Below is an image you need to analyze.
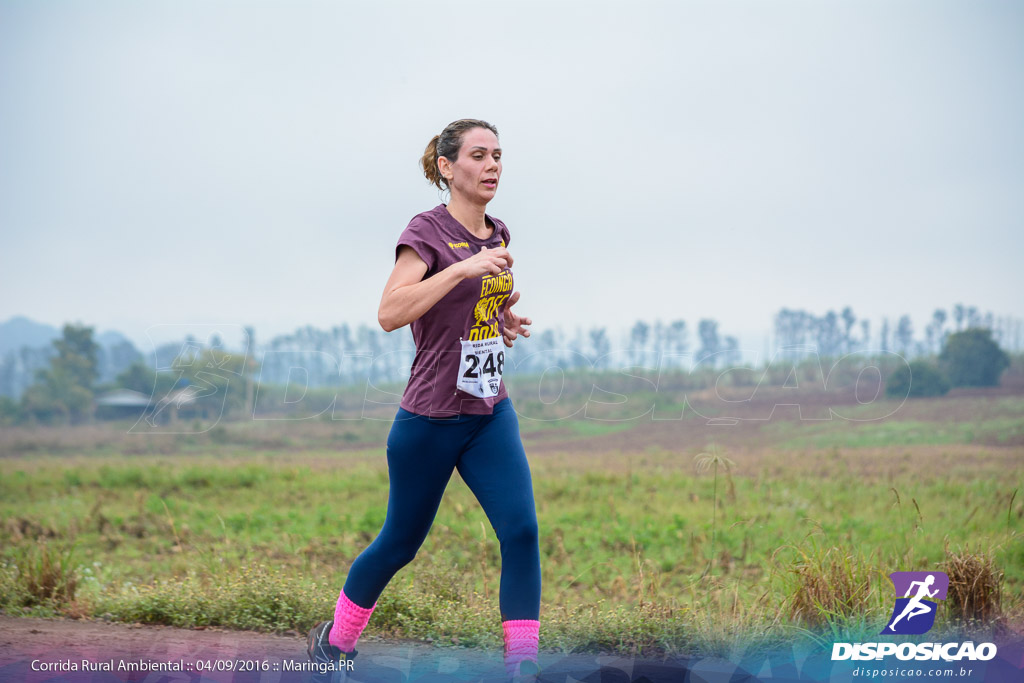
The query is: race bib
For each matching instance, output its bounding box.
[457,336,505,398]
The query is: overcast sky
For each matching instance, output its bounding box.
[1,1,1022,356]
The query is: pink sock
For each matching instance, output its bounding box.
[328,590,376,651]
[502,619,539,677]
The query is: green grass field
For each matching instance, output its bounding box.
[1,385,1021,656]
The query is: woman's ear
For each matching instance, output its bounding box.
[437,155,453,183]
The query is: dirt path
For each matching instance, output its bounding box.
[0,616,705,682]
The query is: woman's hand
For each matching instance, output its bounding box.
[458,246,513,279]
[501,290,532,348]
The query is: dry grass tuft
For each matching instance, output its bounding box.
[786,545,875,627]
[940,544,1003,628]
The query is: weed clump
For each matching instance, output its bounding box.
[96,565,327,633]
[18,543,79,608]
[543,600,692,657]
[0,543,80,617]
[0,560,30,608]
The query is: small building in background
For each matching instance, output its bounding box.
[94,388,152,420]
[94,385,213,424]
[149,386,205,425]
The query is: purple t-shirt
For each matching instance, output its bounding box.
[395,204,514,417]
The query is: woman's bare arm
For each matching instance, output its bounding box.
[378,245,514,332]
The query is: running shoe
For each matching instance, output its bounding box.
[307,620,357,682]
[509,658,541,681]
[519,659,540,678]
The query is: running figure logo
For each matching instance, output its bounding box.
[883,571,949,635]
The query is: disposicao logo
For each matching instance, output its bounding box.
[831,570,997,662]
[883,571,948,635]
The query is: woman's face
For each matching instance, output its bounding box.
[443,127,502,205]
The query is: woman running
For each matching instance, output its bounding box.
[308,119,541,680]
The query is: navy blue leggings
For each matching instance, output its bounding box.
[343,397,541,621]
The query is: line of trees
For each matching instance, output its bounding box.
[1,303,1020,425]
[773,305,1018,360]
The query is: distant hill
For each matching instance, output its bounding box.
[0,316,133,354]
[97,329,132,348]
[0,316,146,399]
[0,316,61,356]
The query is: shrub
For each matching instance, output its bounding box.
[939,329,1010,387]
[885,361,950,398]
